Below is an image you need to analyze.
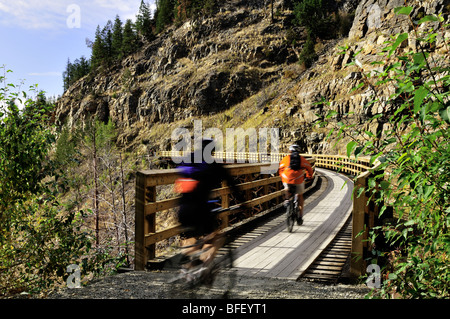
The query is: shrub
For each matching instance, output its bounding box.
[0,70,124,297]
[294,0,333,39]
[299,33,318,68]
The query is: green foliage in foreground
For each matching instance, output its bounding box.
[319,7,449,298]
[0,70,124,297]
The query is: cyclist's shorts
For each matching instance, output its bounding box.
[177,200,218,238]
[283,182,305,195]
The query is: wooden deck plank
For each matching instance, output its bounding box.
[267,187,352,278]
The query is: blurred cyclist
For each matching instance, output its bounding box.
[278,144,313,225]
[174,138,244,272]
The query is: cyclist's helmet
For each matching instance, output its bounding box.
[289,144,301,152]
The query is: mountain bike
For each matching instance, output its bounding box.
[168,205,239,297]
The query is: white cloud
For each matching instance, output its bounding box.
[0,0,68,30]
[0,2,10,13]
[28,72,61,76]
[94,0,134,12]
[0,0,155,30]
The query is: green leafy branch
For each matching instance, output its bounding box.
[317,6,449,298]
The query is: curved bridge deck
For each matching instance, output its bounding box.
[227,168,353,280]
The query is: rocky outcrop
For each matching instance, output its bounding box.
[55,1,297,132]
[276,0,449,153]
[55,0,449,154]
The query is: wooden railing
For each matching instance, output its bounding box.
[350,162,383,278]
[159,150,286,164]
[135,151,379,277]
[159,151,372,175]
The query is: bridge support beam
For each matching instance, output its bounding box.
[351,166,383,279]
[135,172,156,270]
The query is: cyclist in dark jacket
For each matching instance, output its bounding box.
[175,139,243,268]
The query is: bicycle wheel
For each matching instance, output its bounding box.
[286,200,295,232]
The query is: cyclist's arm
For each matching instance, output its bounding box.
[301,157,314,179]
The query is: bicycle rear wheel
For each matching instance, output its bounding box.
[286,201,295,232]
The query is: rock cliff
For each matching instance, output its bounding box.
[57,1,299,126]
[55,0,449,154]
[285,0,449,153]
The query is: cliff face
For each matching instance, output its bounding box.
[56,1,300,126]
[285,0,449,153]
[55,0,449,154]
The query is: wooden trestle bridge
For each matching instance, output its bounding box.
[135,151,381,282]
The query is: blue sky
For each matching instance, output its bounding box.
[0,0,155,100]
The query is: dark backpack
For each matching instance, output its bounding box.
[289,151,301,170]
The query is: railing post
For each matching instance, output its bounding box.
[135,172,156,270]
[244,173,252,215]
[135,172,146,270]
[351,172,368,278]
[262,174,269,211]
[220,180,230,229]
[147,185,157,260]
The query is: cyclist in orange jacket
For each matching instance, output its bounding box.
[279,144,313,225]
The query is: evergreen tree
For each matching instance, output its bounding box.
[136,0,154,41]
[112,15,123,60]
[63,58,73,92]
[73,56,90,80]
[79,56,91,76]
[91,25,107,70]
[294,0,332,39]
[63,56,91,92]
[155,0,176,33]
[203,0,217,15]
[299,33,317,68]
[122,19,138,57]
[102,20,114,66]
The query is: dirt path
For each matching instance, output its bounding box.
[48,269,369,299]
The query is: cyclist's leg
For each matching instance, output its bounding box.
[178,202,205,267]
[181,237,198,256]
[296,183,305,224]
[283,183,295,206]
[282,182,289,206]
[193,206,222,265]
[200,231,225,265]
